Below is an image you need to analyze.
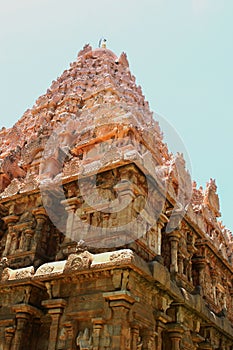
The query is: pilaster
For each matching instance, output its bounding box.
[168,230,181,273]
[166,322,184,350]
[92,317,104,350]
[32,207,48,251]
[157,213,168,255]
[103,291,138,350]
[11,304,42,350]
[154,310,171,350]
[2,215,19,257]
[4,326,15,350]
[42,298,67,350]
[130,323,140,350]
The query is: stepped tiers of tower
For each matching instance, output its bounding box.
[0,44,233,349]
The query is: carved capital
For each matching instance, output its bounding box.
[2,215,19,226]
[32,207,48,220]
[42,298,67,314]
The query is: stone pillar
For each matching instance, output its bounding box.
[193,258,206,291]
[2,215,19,256]
[92,318,104,350]
[62,321,75,350]
[42,299,67,350]
[166,323,184,350]
[65,202,92,254]
[61,197,80,241]
[130,324,140,350]
[211,272,218,303]
[103,291,138,350]
[32,207,48,251]
[168,231,181,273]
[24,229,34,251]
[156,320,166,350]
[4,326,15,350]
[11,304,42,350]
[178,252,184,274]
[141,329,156,350]
[157,214,168,255]
[12,313,29,350]
[115,181,135,208]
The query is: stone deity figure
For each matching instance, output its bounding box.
[76,328,93,350]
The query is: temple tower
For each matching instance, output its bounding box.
[0,44,232,349]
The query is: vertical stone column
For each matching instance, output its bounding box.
[192,257,206,293]
[4,326,15,350]
[115,181,135,207]
[157,324,164,350]
[157,214,168,255]
[103,291,138,350]
[156,320,166,350]
[166,323,184,350]
[211,271,218,303]
[32,207,48,251]
[11,313,29,350]
[24,229,34,251]
[130,324,140,350]
[11,304,42,350]
[42,299,67,350]
[61,197,80,242]
[168,231,181,273]
[2,215,19,256]
[197,260,206,287]
[154,310,171,350]
[141,329,156,350]
[177,252,184,274]
[92,318,104,350]
[62,321,75,350]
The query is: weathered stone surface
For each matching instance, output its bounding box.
[0,44,232,349]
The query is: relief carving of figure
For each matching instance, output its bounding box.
[76,328,93,350]
[19,231,25,251]
[57,327,67,349]
[121,270,129,290]
[10,232,19,255]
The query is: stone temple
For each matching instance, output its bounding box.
[0,44,233,349]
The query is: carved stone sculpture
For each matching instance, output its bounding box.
[76,328,93,350]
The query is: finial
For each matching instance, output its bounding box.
[98,37,107,49]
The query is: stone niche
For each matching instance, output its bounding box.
[59,162,166,261]
[0,195,63,269]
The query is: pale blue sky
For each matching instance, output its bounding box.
[1,0,233,230]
